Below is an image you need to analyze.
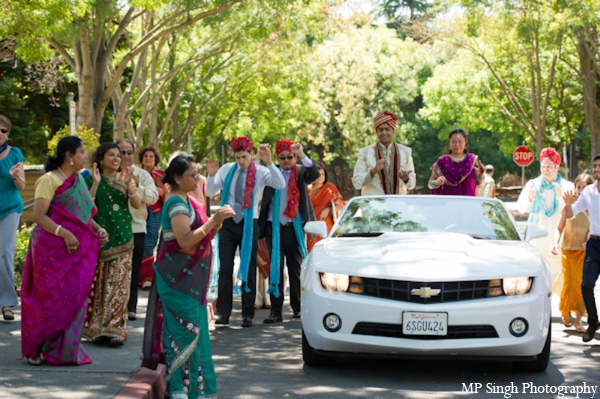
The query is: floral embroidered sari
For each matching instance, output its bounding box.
[83,175,133,341]
[307,182,344,252]
[21,172,100,365]
[151,195,217,399]
[431,153,479,196]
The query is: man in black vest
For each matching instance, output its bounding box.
[258,140,320,322]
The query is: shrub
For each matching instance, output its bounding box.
[47,124,100,158]
[14,224,33,291]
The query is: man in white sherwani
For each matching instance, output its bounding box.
[517,147,574,292]
[352,111,416,195]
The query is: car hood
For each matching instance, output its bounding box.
[312,232,544,280]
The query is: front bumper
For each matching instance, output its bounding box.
[301,273,550,358]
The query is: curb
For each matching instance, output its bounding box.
[114,290,217,399]
[114,364,166,399]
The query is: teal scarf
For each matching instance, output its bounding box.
[214,163,255,293]
[528,174,562,224]
[268,188,308,298]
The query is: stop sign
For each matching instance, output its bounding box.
[513,145,535,167]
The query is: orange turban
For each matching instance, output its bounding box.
[374,111,398,132]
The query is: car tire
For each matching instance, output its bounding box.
[514,325,551,372]
[302,329,333,366]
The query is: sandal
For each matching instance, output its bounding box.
[562,315,573,327]
[27,357,42,366]
[575,322,585,332]
[2,308,14,321]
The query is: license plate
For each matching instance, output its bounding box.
[402,312,448,336]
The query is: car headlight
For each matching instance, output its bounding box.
[503,277,533,296]
[320,273,349,292]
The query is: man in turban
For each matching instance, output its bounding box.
[518,147,574,293]
[352,111,416,195]
[206,137,285,328]
[258,139,320,323]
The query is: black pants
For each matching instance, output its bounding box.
[128,232,146,313]
[582,239,600,326]
[217,218,258,318]
[266,222,302,315]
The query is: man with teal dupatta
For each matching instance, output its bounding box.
[258,139,320,323]
[206,137,285,328]
[518,147,574,293]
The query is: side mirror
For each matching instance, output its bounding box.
[304,221,328,238]
[524,224,548,242]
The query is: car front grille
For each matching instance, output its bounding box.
[352,322,499,340]
[353,278,503,304]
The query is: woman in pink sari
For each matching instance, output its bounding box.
[428,128,486,196]
[139,146,166,289]
[21,136,108,365]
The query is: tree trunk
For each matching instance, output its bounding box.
[578,28,600,163]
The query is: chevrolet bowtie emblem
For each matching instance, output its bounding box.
[411,287,441,298]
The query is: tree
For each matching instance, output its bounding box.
[557,0,600,162]
[300,25,439,170]
[1,0,244,133]
[427,1,569,154]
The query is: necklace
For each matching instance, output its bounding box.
[57,167,69,179]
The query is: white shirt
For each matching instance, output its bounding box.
[477,174,495,198]
[206,162,285,219]
[128,165,159,234]
[571,182,600,236]
[352,142,416,195]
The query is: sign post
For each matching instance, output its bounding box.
[513,144,535,186]
[69,92,76,136]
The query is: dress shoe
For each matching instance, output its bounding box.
[128,312,137,321]
[241,316,253,328]
[583,323,598,342]
[263,314,283,323]
[292,311,301,319]
[214,315,229,326]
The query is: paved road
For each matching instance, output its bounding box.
[212,300,600,399]
[0,290,148,399]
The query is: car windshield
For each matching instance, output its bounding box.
[332,196,520,241]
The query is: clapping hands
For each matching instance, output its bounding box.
[257,144,273,165]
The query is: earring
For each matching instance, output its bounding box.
[70,158,74,166]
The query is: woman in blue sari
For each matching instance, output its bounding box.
[155,155,234,399]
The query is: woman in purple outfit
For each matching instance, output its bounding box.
[428,128,486,196]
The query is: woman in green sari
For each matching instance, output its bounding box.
[83,143,142,346]
[156,155,234,399]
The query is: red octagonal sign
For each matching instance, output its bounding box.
[513,145,535,167]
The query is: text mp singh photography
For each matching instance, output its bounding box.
[462,382,598,398]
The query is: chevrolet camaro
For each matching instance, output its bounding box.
[301,195,551,371]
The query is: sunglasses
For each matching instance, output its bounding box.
[0,128,8,134]
[121,150,133,156]
[278,155,295,160]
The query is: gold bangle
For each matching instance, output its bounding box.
[198,227,207,238]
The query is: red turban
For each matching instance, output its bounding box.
[275,139,299,218]
[276,139,294,155]
[374,111,398,132]
[540,147,561,166]
[231,136,253,152]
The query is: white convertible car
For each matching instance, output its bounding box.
[301,195,551,371]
